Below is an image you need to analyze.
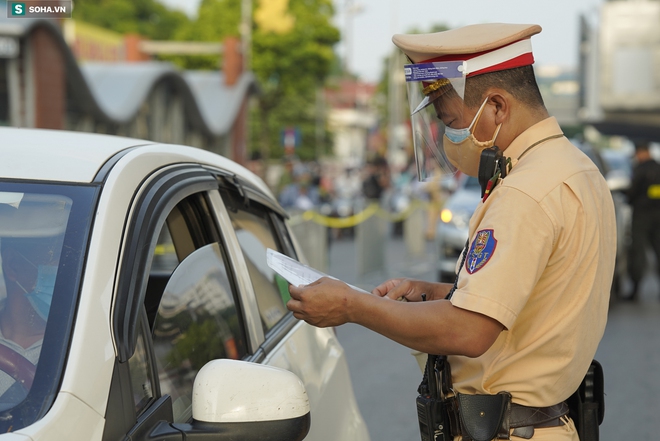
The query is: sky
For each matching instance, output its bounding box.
[161,0,605,83]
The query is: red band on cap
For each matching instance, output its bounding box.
[421,38,534,77]
[468,52,534,76]
[423,48,496,64]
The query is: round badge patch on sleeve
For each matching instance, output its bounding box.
[466,229,497,274]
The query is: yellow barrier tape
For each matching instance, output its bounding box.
[154,243,176,256]
[289,199,441,228]
[375,199,429,223]
[299,202,380,228]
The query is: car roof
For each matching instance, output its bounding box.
[0,127,274,199]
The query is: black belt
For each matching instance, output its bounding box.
[509,401,569,439]
[447,397,569,440]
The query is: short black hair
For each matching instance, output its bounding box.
[464,65,545,109]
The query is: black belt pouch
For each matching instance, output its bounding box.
[567,359,604,441]
[457,392,511,441]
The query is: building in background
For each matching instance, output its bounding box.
[579,0,660,142]
[536,65,581,136]
[325,78,378,168]
[0,8,258,163]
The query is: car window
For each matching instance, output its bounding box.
[0,184,96,431]
[269,211,296,257]
[138,194,248,423]
[128,317,154,416]
[0,193,68,404]
[153,242,247,422]
[151,224,179,273]
[219,188,290,333]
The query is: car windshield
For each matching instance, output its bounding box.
[0,181,97,431]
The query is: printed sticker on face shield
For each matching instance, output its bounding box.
[405,62,465,115]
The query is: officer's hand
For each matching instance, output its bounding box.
[287,277,360,327]
[371,278,406,299]
[372,278,452,302]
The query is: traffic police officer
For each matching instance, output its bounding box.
[626,140,660,300]
[287,23,616,440]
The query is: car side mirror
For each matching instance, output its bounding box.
[148,359,311,441]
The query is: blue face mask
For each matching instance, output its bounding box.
[16,264,57,321]
[442,97,490,144]
[13,250,58,320]
[444,126,471,143]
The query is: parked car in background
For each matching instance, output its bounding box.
[574,141,632,299]
[435,141,631,300]
[0,128,370,441]
[435,174,481,283]
[601,148,633,182]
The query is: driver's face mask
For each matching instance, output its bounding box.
[443,97,502,177]
[14,251,57,321]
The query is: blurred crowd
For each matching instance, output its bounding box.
[245,152,446,240]
[245,138,660,301]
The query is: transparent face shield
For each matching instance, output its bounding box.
[404,61,467,180]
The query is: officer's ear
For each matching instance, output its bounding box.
[486,91,509,126]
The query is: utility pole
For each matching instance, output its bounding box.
[343,0,363,75]
[316,87,325,160]
[241,0,252,70]
[387,0,402,162]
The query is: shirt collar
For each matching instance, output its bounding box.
[503,116,564,160]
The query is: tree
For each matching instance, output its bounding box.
[72,0,340,161]
[174,0,340,160]
[377,23,450,153]
[72,0,190,40]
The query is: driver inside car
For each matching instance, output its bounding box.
[0,202,63,403]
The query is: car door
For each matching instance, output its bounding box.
[212,176,371,441]
[104,165,266,440]
[104,165,367,441]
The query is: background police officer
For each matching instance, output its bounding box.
[626,140,660,301]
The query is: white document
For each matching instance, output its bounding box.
[266,248,370,294]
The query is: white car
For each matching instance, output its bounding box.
[435,174,482,283]
[0,128,370,441]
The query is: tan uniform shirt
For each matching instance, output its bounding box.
[448,117,616,412]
